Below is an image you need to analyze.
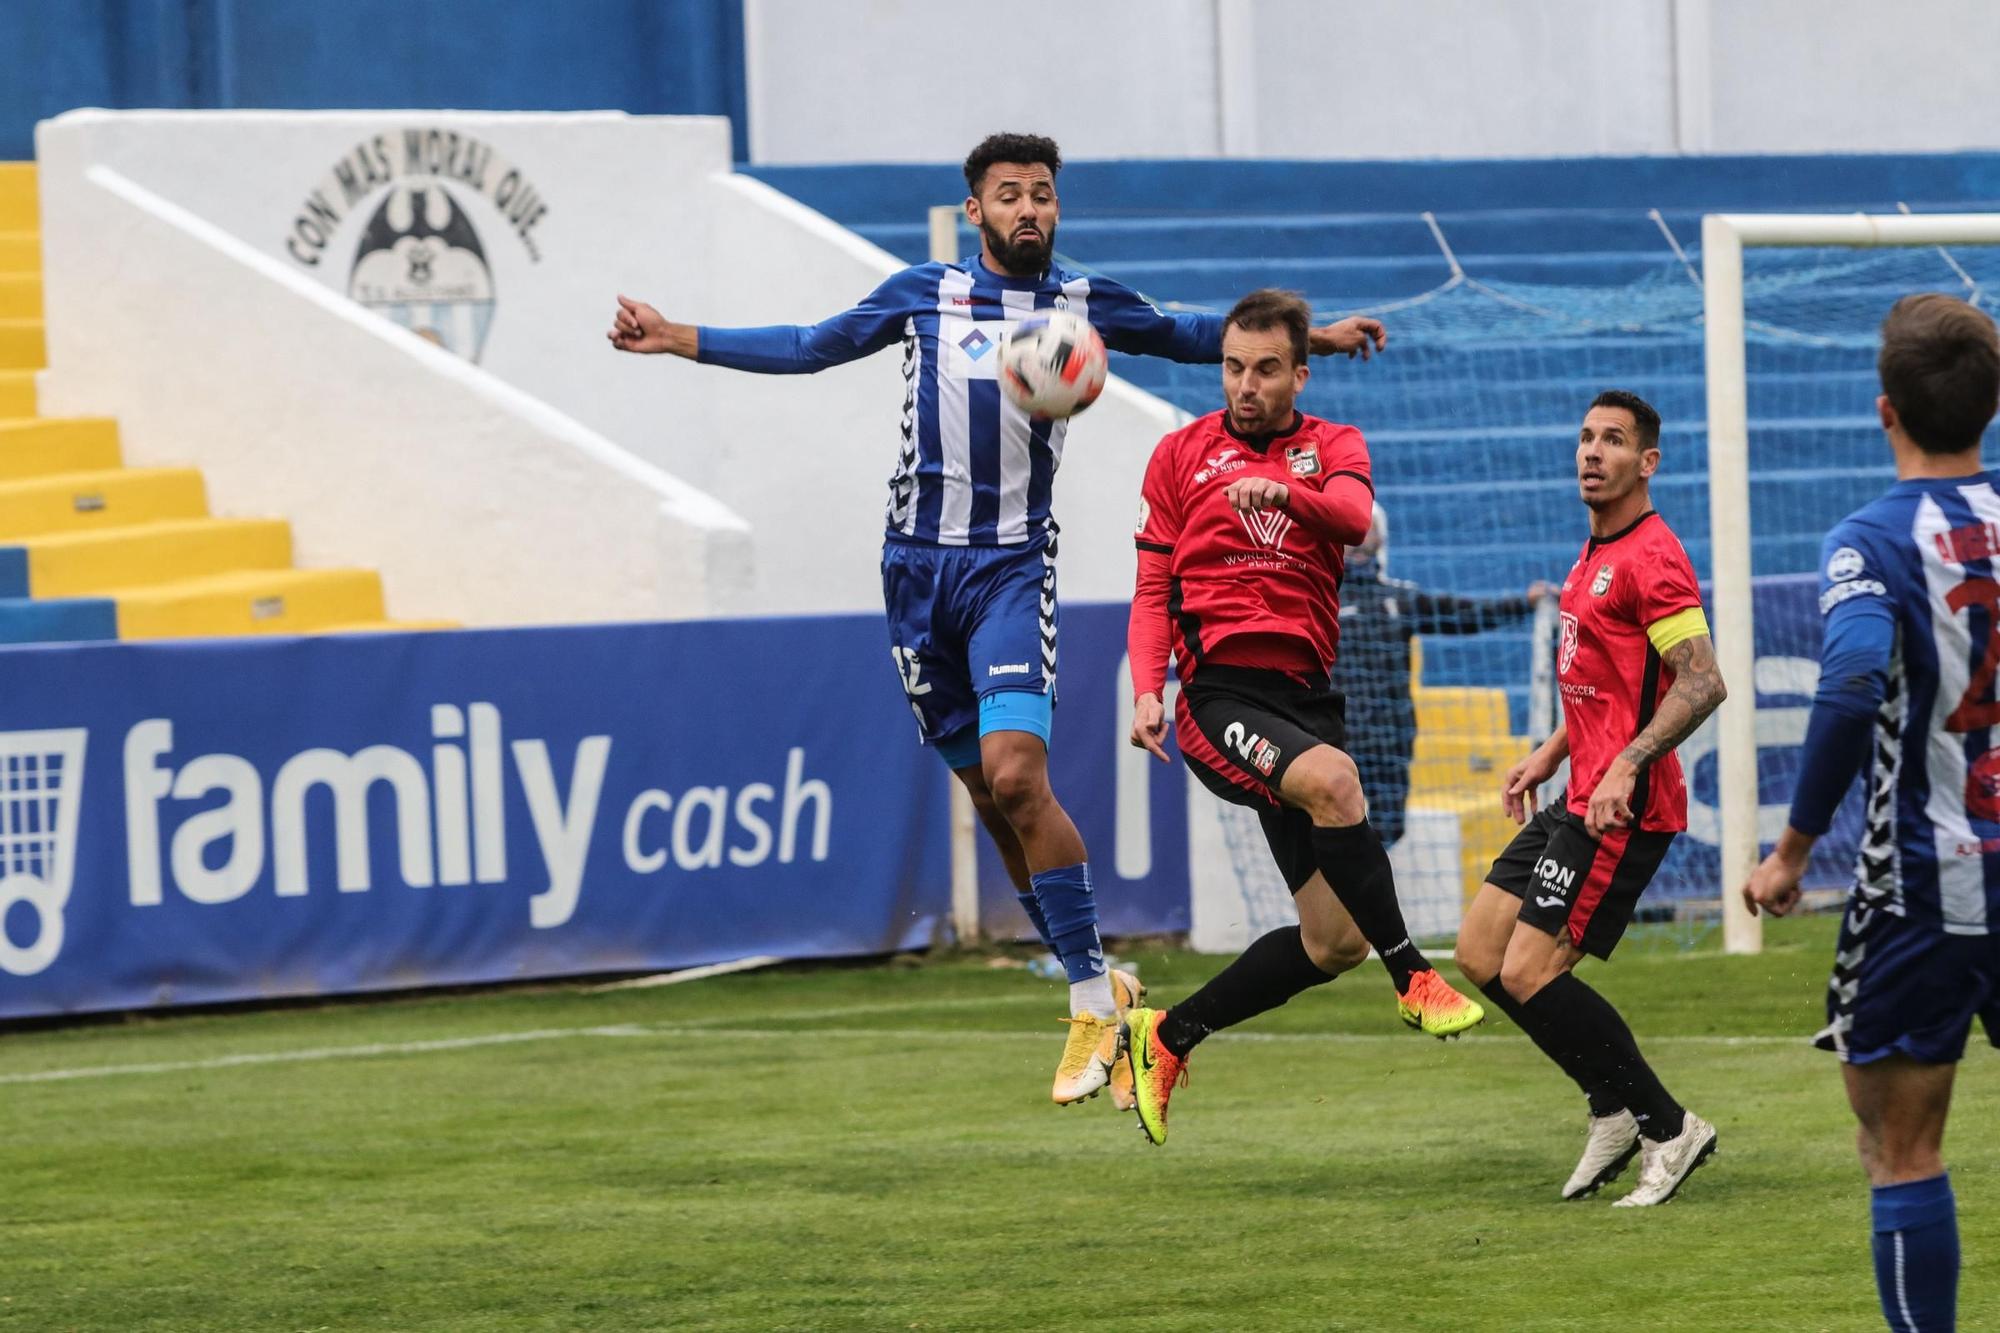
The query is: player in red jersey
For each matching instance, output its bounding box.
[1116,289,1485,1146]
[1452,390,1730,1206]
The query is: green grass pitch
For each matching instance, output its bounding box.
[1,912,1993,1331]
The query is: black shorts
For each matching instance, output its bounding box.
[1181,665,1348,894]
[1485,807,1676,959]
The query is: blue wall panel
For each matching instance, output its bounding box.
[1,0,748,161]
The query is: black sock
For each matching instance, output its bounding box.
[1520,973,1685,1141]
[1307,821,1431,992]
[1157,926,1335,1058]
[1477,979,1624,1117]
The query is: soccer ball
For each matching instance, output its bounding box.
[999,310,1108,420]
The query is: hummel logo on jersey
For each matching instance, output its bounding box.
[1237,507,1294,551]
[987,663,1031,677]
[959,329,993,360]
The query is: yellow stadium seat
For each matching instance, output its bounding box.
[22,517,292,597]
[0,467,207,540]
[0,371,35,417]
[0,417,121,479]
[112,568,386,639]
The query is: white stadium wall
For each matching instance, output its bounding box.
[744,0,2000,162]
[34,109,1186,616]
[34,161,752,625]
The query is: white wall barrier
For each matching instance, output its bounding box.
[35,160,751,624]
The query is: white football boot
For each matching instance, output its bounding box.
[1613,1111,1718,1207]
[1561,1109,1640,1200]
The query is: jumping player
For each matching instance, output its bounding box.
[608,135,1385,1105]
[1746,293,2000,1330]
[1117,288,1485,1146]
[1452,390,1727,1206]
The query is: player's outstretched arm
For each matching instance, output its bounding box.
[1408,580,1550,635]
[605,268,922,373]
[1587,634,1727,836]
[607,295,697,357]
[1307,317,1387,361]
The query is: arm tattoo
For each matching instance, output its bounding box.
[1618,634,1728,771]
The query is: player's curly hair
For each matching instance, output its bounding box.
[963,134,1062,194]
[1589,389,1661,451]
[1879,293,2000,454]
[1224,289,1311,366]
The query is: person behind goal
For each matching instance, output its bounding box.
[1118,288,1485,1146]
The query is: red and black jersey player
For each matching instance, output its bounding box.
[1115,289,1485,1147]
[1454,391,1729,1208]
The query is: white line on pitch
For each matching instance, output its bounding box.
[0,1020,1813,1085]
[0,1025,651,1085]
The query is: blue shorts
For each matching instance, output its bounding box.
[881,537,1057,767]
[1817,898,2000,1065]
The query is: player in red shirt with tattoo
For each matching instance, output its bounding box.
[1453,391,1728,1207]
[1117,289,1484,1146]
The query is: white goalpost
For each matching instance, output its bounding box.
[1704,211,2000,955]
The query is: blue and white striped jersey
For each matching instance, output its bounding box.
[698,256,1223,547]
[1817,474,2000,934]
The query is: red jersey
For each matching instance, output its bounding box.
[1128,410,1374,697]
[1558,510,1704,833]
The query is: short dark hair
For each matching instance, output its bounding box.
[963,134,1062,195]
[1878,293,2000,454]
[1588,389,1661,450]
[1223,288,1311,367]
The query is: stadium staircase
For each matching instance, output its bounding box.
[0,162,431,645]
[754,154,2000,890]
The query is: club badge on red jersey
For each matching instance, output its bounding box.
[1285,444,1321,477]
[1590,564,1614,597]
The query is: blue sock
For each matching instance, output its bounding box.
[1872,1173,1958,1332]
[1014,890,1056,953]
[1030,863,1104,985]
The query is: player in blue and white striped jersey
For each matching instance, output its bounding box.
[1746,294,2000,1332]
[610,133,1385,1107]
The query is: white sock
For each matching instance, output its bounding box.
[1070,972,1116,1020]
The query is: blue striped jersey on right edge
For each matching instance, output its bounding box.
[1821,473,2000,934]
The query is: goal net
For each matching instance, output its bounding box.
[933,207,1998,955]
[1115,218,2000,954]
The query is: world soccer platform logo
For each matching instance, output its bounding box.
[0,729,86,977]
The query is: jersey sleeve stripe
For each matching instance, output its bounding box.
[1327,469,1374,492]
[1135,539,1173,554]
[1644,606,1711,655]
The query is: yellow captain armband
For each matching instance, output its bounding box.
[1646,606,1711,655]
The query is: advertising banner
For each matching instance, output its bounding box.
[0,617,958,1018]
